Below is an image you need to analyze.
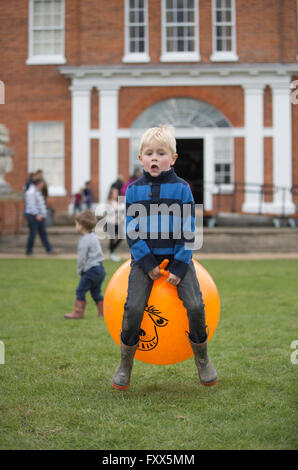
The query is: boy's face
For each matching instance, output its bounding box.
[138,138,178,177]
[75,221,84,233]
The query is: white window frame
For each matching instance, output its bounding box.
[213,136,234,193]
[28,122,66,196]
[26,0,66,65]
[122,0,150,63]
[210,0,238,62]
[161,0,200,62]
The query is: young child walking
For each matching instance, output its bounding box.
[64,210,105,319]
[112,125,218,390]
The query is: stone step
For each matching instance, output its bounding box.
[1,226,298,254]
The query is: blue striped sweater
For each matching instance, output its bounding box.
[126,167,195,279]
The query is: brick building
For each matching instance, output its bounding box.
[1,0,298,215]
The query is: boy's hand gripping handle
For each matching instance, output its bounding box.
[159,259,170,278]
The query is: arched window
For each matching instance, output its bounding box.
[130,97,231,174]
[132,97,231,129]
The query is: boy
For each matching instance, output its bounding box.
[64,210,105,319]
[112,125,217,390]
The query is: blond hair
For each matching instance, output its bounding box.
[139,125,176,155]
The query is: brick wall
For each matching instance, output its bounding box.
[65,0,298,65]
[0,0,297,214]
[119,85,244,128]
[0,197,24,235]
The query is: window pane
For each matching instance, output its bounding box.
[224,26,232,37]
[139,40,145,52]
[187,10,194,21]
[129,39,137,52]
[216,39,222,51]
[187,0,194,8]
[225,9,232,22]
[53,14,61,26]
[187,39,194,51]
[139,26,144,38]
[167,11,174,22]
[43,1,52,15]
[177,26,184,37]
[129,26,137,39]
[139,10,144,22]
[129,10,135,22]
[177,10,184,22]
[33,1,43,14]
[33,14,43,26]
[216,10,222,22]
[177,39,184,51]
[54,0,62,13]
[167,39,174,52]
[33,43,42,55]
[167,26,175,37]
[226,39,232,50]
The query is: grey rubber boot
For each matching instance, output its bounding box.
[112,340,139,390]
[187,328,218,386]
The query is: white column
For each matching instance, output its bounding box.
[98,87,119,202]
[70,85,91,194]
[271,82,295,214]
[204,134,214,211]
[242,84,264,213]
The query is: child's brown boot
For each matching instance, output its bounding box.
[186,329,218,386]
[96,300,104,317]
[64,300,86,319]
[112,340,139,390]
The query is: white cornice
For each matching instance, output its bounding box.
[60,63,298,88]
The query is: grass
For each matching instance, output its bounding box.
[0,258,297,450]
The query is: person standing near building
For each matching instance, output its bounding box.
[106,186,124,261]
[83,181,93,209]
[24,178,53,256]
[111,174,124,195]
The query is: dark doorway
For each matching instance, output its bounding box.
[175,139,204,204]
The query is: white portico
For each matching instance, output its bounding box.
[60,63,297,214]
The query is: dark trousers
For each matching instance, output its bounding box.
[108,224,122,253]
[25,214,52,255]
[121,259,207,346]
[76,265,106,302]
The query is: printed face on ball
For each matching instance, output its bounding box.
[103,260,220,366]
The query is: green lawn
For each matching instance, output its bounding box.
[0,258,297,450]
